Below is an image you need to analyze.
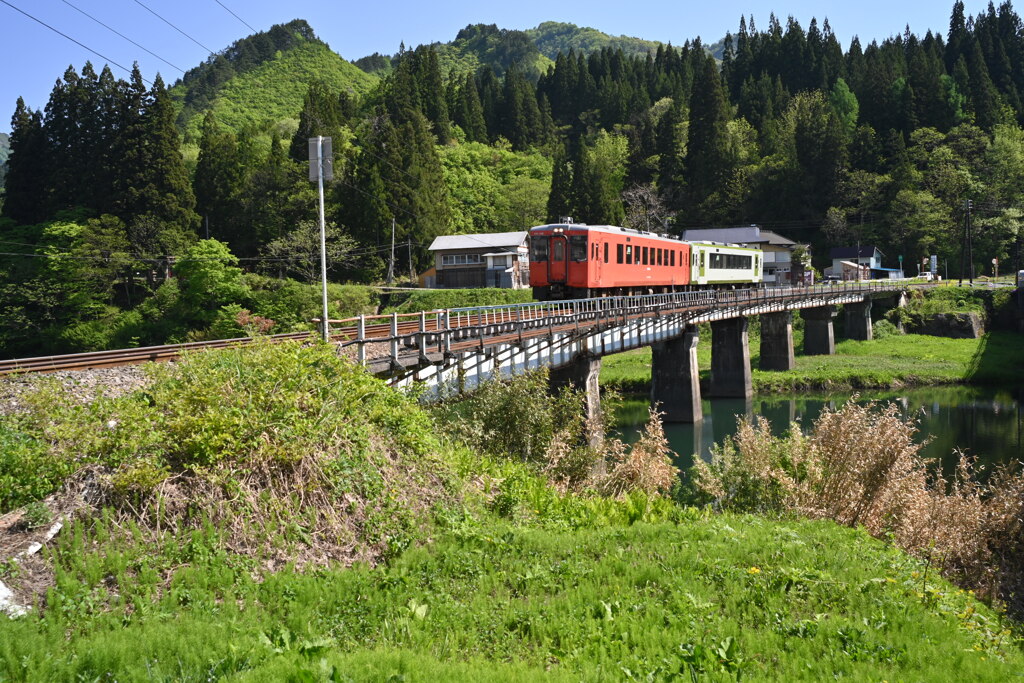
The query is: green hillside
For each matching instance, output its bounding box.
[170,20,377,142]
[355,21,666,82]
[196,41,375,137]
[525,21,663,59]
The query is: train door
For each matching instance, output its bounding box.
[699,248,706,281]
[548,234,568,284]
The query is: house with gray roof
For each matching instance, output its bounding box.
[426,231,530,289]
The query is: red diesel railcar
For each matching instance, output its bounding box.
[529,223,692,300]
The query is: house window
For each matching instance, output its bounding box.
[442,253,483,266]
[490,255,509,268]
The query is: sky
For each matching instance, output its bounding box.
[0,0,998,135]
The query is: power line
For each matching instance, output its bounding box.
[0,0,151,85]
[211,0,257,35]
[59,0,184,74]
[131,0,214,55]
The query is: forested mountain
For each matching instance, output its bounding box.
[170,19,377,141]
[353,21,661,80]
[2,2,1024,359]
[526,22,663,60]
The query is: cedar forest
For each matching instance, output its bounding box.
[1,2,1023,358]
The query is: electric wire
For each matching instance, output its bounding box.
[211,0,257,35]
[59,0,184,74]
[131,0,214,55]
[0,0,152,84]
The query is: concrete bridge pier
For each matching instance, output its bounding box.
[759,311,795,371]
[845,297,873,341]
[549,354,603,450]
[801,306,836,355]
[651,326,701,423]
[709,317,752,399]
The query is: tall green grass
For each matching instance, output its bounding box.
[2,515,1020,680]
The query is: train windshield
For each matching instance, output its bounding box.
[530,236,549,262]
[569,235,587,261]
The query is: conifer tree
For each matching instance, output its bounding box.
[685,56,732,213]
[454,73,487,142]
[115,73,198,248]
[194,111,247,251]
[290,81,345,161]
[2,98,48,225]
[546,145,573,223]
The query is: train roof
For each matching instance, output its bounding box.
[529,223,684,241]
[528,224,756,250]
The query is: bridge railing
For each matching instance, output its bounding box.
[324,280,902,369]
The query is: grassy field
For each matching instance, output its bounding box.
[2,514,1021,681]
[602,331,1024,393]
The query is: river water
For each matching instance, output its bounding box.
[615,386,1024,475]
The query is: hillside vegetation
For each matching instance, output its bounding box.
[170,20,377,141]
[1,344,1022,679]
[526,21,663,60]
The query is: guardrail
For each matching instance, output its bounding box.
[325,281,901,370]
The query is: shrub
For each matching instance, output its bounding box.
[872,319,901,339]
[689,400,1024,611]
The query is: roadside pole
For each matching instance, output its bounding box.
[309,136,333,343]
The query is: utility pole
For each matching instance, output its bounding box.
[407,238,414,283]
[387,218,396,284]
[308,136,333,343]
[960,199,970,286]
[968,199,974,285]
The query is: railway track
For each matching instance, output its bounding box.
[0,283,896,377]
[0,307,553,376]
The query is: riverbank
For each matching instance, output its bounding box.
[601,331,1024,394]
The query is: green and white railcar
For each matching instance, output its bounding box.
[689,242,763,286]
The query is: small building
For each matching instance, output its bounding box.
[427,231,530,289]
[826,260,871,281]
[829,246,885,276]
[680,225,807,285]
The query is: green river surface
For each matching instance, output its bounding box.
[615,385,1024,476]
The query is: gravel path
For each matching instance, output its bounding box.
[0,365,153,416]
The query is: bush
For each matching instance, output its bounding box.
[689,400,1024,609]
[872,319,901,339]
[3,342,458,565]
[385,288,533,314]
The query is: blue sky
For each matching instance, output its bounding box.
[0,1,995,135]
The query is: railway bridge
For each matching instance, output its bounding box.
[333,281,907,424]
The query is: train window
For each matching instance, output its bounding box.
[604,243,609,263]
[552,239,565,262]
[642,247,648,265]
[617,244,624,264]
[625,244,632,263]
[671,250,675,267]
[530,236,548,262]
[569,235,587,261]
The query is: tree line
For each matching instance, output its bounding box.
[1,2,1023,356]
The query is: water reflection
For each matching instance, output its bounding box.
[615,386,1024,476]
